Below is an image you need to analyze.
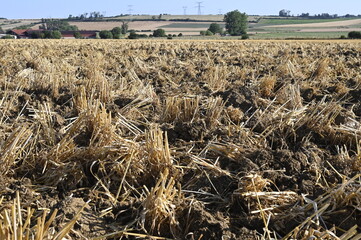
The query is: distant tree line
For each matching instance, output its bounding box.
[128,29,167,39]
[98,27,123,39]
[67,12,105,20]
[30,30,62,39]
[12,24,37,30]
[127,28,182,39]
[279,10,361,19]
[40,19,78,31]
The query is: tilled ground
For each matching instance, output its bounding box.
[0,39,361,239]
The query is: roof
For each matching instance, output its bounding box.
[10,29,28,35]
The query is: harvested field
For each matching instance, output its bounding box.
[0,19,40,30]
[266,18,361,28]
[0,39,361,239]
[71,21,170,31]
[299,27,361,32]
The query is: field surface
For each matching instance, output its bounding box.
[265,18,361,28]
[71,21,168,31]
[257,17,361,25]
[0,39,361,239]
[0,19,40,30]
[70,21,216,35]
[4,15,361,39]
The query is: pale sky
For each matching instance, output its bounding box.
[1,0,360,19]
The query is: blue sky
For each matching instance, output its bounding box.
[2,0,360,19]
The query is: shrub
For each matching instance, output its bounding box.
[1,35,14,39]
[113,34,121,39]
[128,31,138,39]
[52,30,62,39]
[241,34,249,39]
[99,30,113,39]
[128,31,148,39]
[73,32,83,39]
[208,23,223,34]
[348,31,361,39]
[111,27,121,36]
[205,30,214,36]
[153,29,166,37]
[30,31,44,39]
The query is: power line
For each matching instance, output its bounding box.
[195,2,204,15]
[183,6,187,15]
[127,5,133,15]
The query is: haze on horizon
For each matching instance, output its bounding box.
[2,0,360,19]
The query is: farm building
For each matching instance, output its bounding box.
[8,29,27,38]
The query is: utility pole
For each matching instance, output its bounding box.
[183,6,187,15]
[196,2,204,15]
[127,5,133,15]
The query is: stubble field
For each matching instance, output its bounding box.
[0,39,361,239]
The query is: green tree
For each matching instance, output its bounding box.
[121,21,129,34]
[42,30,62,39]
[279,9,291,17]
[348,31,361,39]
[111,27,121,39]
[205,30,214,36]
[43,30,53,38]
[153,29,166,37]
[73,31,83,39]
[112,27,121,35]
[30,31,45,39]
[200,30,206,36]
[41,19,78,31]
[52,30,62,39]
[208,23,223,34]
[99,30,113,39]
[0,27,4,34]
[224,10,248,36]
